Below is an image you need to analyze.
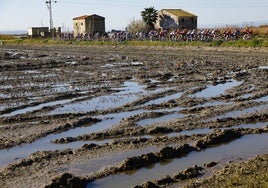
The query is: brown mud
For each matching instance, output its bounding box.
[0,44,267,187]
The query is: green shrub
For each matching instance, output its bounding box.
[210,40,223,47]
[15,39,23,44]
[261,40,268,47]
[251,38,263,47]
[42,39,49,44]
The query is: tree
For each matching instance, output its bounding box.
[141,7,158,31]
[127,18,146,34]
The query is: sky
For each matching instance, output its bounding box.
[0,0,268,32]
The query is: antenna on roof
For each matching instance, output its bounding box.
[45,0,57,31]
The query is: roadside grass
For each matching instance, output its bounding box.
[219,38,268,47]
[1,34,268,47]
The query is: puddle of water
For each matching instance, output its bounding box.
[233,122,268,129]
[50,81,148,114]
[54,94,139,112]
[50,81,172,115]
[208,104,268,121]
[253,95,268,102]
[0,136,112,169]
[0,101,26,113]
[1,81,149,117]
[4,103,264,168]
[258,66,268,69]
[23,70,41,74]
[0,99,74,117]
[195,101,233,108]
[0,109,146,168]
[149,79,159,83]
[239,93,253,100]
[193,80,242,98]
[54,110,147,138]
[0,93,8,98]
[65,146,160,176]
[88,133,268,188]
[143,93,182,106]
[0,85,13,89]
[66,61,77,65]
[0,107,188,169]
[101,62,130,68]
[137,112,185,126]
[113,81,145,94]
[52,83,73,93]
[30,73,57,79]
[131,62,144,66]
[54,122,267,159]
[166,122,267,137]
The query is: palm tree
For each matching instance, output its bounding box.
[141,7,158,31]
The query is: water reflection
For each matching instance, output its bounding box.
[50,81,152,114]
[208,104,268,121]
[143,93,182,106]
[193,80,242,98]
[0,99,75,117]
[88,133,268,188]
[137,113,185,126]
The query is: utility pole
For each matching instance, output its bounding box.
[46,0,57,36]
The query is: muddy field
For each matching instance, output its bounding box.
[0,44,267,188]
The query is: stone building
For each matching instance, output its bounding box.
[155,9,197,30]
[28,27,50,37]
[28,27,61,38]
[73,14,105,37]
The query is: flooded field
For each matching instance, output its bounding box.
[0,45,267,188]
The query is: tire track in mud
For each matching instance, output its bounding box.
[0,45,267,187]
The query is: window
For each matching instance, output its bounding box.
[181,18,184,23]
[191,18,194,23]
[81,23,83,26]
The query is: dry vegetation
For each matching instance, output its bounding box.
[254,25,268,36]
[187,154,268,188]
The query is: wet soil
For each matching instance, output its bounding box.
[0,44,267,188]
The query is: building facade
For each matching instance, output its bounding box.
[155,9,197,30]
[28,27,50,37]
[73,14,105,37]
[28,27,61,38]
